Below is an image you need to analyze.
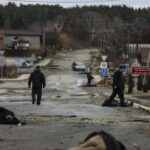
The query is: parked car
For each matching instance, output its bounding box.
[72,62,86,71]
[21,60,33,68]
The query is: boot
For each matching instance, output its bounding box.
[121,102,127,107]
[102,99,111,106]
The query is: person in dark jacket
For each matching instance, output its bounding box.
[102,65,126,107]
[72,62,77,71]
[28,65,46,105]
[87,67,94,86]
[87,71,94,86]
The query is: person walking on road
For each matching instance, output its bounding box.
[87,67,94,86]
[28,65,46,105]
[102,65,126,107]
[87,71,94,86]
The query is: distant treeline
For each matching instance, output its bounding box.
[1,3,150,50]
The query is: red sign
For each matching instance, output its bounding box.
[132,67,150,75]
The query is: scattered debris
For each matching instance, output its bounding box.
[55,95,61,98]
[80,118,91,121]
[43,65,60,70]
[91,93,99,98]
[133,143,141,150]
[133,103,140,109]
[140,105,150,113]
[81,83,97,87]
[70,92,88,96]
[97,77,112,87]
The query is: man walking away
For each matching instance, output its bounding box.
[87,67,94,86]
[102,65,126,107]
[87,71,94,86]
[28,65,46,105]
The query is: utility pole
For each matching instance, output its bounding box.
[143,51,150,86]
[43,30,46,57]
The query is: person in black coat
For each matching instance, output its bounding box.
[87,71,94,86]
[87,67,94,86]
[28,65,46,105]
[103,65,126,107]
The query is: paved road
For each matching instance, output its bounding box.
[0,49,150,150]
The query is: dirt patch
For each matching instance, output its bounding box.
[0,89,8,94]
[135,96,150,99]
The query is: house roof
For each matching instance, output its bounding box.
[128,44,150,48]
[4,30,42,36]
[140,48,150,63]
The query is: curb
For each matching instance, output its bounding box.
[126,98,150,114]
[133,103,150,113]
[125,95,150,113]
[115,97,150,114]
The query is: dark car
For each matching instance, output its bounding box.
[72,62,86,71]
[21,61,33,68]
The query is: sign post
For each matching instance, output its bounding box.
[100,55,109,86]
[15,57,22,75]
[100,68,109,77]
[100,61,109,77]
[31,53,37,62]
[0,56,5,78]
[131,58,141,93]
[132,66,150,93]
[143,51,150,86]
[132,67,150,75]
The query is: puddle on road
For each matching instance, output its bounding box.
[51,94,89,100]
[70,92,89,97]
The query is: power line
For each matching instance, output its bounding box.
[2,0,120,4]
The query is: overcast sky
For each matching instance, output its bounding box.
[1,0,150,8]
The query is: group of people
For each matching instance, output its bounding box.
[28,64,126,107]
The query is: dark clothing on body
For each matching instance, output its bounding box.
[28,68,46,105]
[112,69,124,90]
[83,131,126,150]
[0,107,21,124]
[87,72,93,86]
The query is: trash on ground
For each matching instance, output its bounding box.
[133,103,140,109]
